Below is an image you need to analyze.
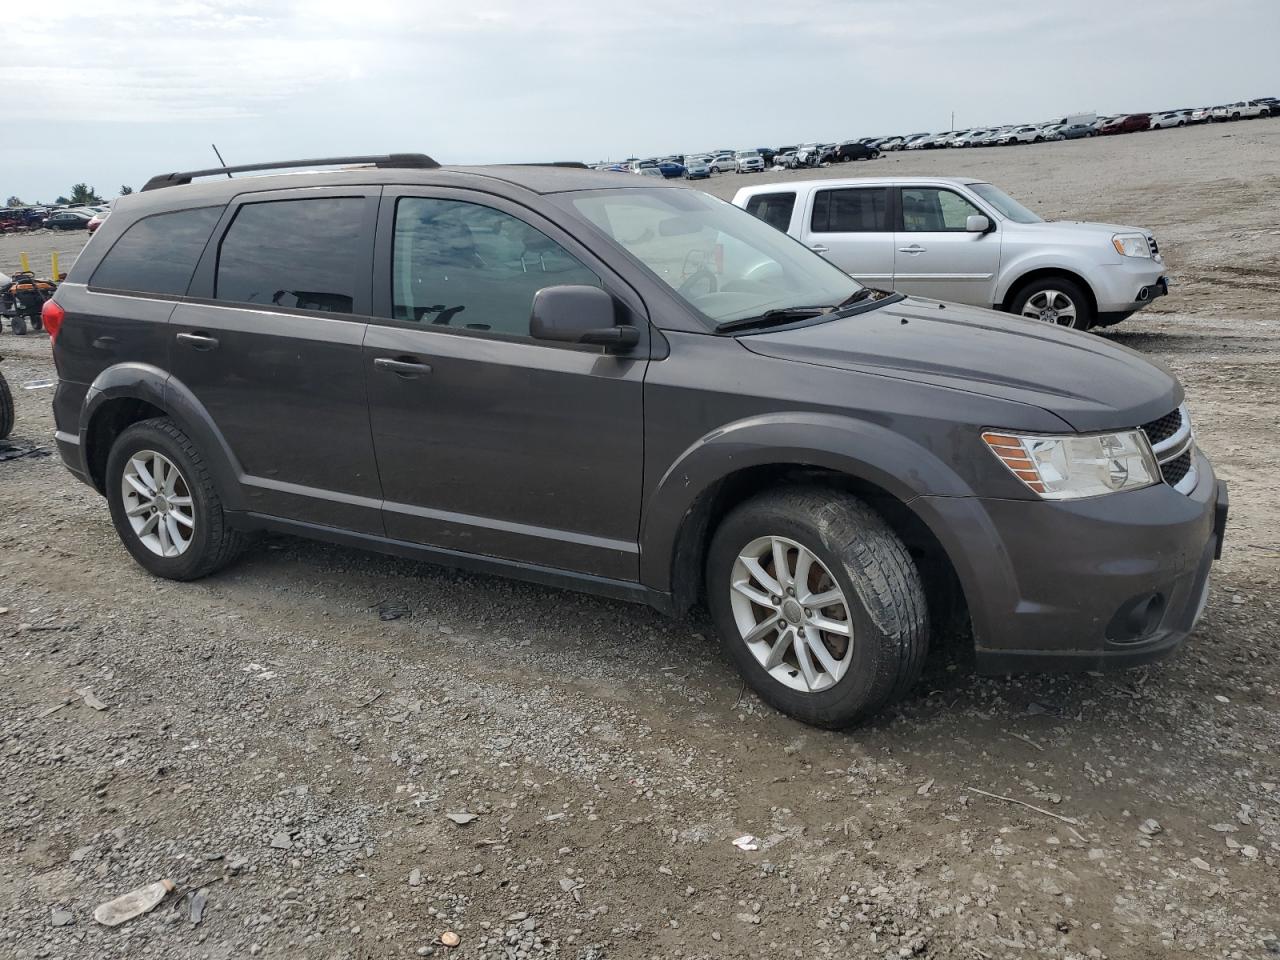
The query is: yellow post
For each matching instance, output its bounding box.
[51,252,60,280]
[19,252,30,273]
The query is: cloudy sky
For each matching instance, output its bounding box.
[3,0,1277,201]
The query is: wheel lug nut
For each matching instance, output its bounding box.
[804,609,812,618]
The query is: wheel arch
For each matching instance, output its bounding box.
[999,266,1099,317]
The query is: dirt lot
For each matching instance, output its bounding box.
[2,119,1278,960]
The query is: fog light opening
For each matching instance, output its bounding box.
[1106,592,1166,644]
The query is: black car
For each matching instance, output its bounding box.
[45,211,91,230]
[47,153,1227,729]
[835,141,881,161]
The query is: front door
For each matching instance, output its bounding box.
[364,189,647,581]
[797,185,895,288]
[172,188,383,532]
[892,185,1002,306]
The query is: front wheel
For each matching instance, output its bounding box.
[105,418,245,580]
[706,489,928,728]
[1011,276,1093,330]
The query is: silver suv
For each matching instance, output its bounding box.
[733,176,1168,329]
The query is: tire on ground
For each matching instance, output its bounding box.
[105,417,245,581]
[706,487,929,728]
[1009,275,1094,330]
[0,372,13,440]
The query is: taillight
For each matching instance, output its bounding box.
[42,299,65,342]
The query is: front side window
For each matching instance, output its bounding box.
[216,197,365,313]
[743,192,796,233]
[391,198,600,337]
[810,187,889,233]
[90,206,222,295]
[968,183,1041,224]
[900,188,983,232]
[560,187,862,327]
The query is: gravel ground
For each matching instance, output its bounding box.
[1,119,1278,960]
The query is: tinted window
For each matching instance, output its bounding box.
[391,198,599,338]
[90,207,221,295]
[216,198,364,313]
[900,188,982,232]
[810,187,889,233]
[744,192,796,232]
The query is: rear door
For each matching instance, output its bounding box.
[891,185,1002,306]
[172,187,383,533]
[363,188,647,581]
[797,184,894,287]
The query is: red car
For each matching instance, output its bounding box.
[1100,113,1152,135]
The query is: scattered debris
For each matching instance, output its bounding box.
[35,697,75,720]
[917,778,935,796]
[1190,857,1213,872]
[1138,818,1163,836]
[445,812,480,825]
[966,788,1087,842]
[409,868,422,887]
[51,908,74,927]
[93,879,174,927]
[188,888,208,926]
[269,832,293,850]
[732,834,759,851]
[1209,823,1238,833]
[377,600,410,621]
[0,438,50,462]
[76,687,109,711]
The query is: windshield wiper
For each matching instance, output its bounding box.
[716,305,833,333]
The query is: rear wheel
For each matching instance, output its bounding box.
[706,488,928,728]
[1011,276,1093,330]
[105,418,245,580]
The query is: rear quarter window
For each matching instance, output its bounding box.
[743,192,796,233]
[89,206,223,296]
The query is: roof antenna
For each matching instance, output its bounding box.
[211,144,233,178]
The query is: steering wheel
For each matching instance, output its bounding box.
[678,267,718,299]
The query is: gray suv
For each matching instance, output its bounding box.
[47,154,1228,728]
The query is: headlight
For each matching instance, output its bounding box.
[983,429,1160,500]
[1111,233,1152,258]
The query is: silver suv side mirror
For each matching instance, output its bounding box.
[966,214,992,233]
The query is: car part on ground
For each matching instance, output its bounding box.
[0,359,13,439]
[49,156,1225,728]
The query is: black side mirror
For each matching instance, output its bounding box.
[530,285,639,351]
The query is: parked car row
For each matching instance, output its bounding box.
[0,203,112,232]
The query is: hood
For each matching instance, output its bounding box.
[1038,219,1152,237]
[738,298,1181,432]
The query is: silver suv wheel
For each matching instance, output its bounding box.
[1020,288,1078,326]
[121,449,195,557]
[729,535,853,693]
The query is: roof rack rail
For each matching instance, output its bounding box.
[140,153,440,192]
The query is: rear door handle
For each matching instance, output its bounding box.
[176,332,219,351]
[898,245,926,254]
[809,244,829,254]
[374,357,432,378]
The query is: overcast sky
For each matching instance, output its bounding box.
[3,0,1277,202]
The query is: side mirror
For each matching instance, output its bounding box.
[530,285,639,351]
[966,214,992,233]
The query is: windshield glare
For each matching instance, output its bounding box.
[562,188,862,326]
[969,182,1043,224]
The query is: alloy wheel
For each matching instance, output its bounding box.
[729,536,854,694]
[1021,289,1079,327]
[121,449,195,557]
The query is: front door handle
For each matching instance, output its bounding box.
[176,332,219,351]
[374,357,432,378]
[809,244,829,254]
[898,244,927,254]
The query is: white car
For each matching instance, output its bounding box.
[1188,107,1213,123]
[999,124,1044,145]
[902,133,934,150]
[735,151,765,173]
[732,176,1168,330]
[877,136,906,151]
[1212,100,1271,121]
[951,129,992,147]
[709,154,737,174]
[1150,110,1192,129]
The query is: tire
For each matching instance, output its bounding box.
[706,488,928,728]
[0,372,13,440]
[1010,275,1094,330]
[105,418,245,580]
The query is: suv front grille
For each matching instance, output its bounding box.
[1140,405,1196,494]
[1147,235,1160,257]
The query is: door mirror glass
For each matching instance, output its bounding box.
[530,285,637,349]
[966,214,991,233]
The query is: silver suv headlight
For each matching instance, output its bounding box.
[983,429,1160,500]
[1111,233,1153,258]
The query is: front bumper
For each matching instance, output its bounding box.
[920,450,1226,674]
[1093,257,1169,313]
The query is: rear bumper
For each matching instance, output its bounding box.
[919,451,1226,674]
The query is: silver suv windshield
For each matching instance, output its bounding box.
[969,183,1043,224]
[561,188,863,327]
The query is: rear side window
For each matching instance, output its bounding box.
[743,192,795,232]
[216,197,364,313]
[90,206,221,296]
[810,187,889,233]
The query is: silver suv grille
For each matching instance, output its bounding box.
[1141,404,1195,494]
[1147,234,1160,257]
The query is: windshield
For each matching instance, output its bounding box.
[560,187,862,327]
[969,182,1042,224]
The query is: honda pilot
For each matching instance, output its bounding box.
[46,154,1228,728]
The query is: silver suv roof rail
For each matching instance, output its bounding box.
[140,154,440,192]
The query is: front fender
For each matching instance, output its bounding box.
[638,411,975,591]
[994,251,1103,306]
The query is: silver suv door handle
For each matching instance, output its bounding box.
[176,332,219,350]
[374,357,432,378]
[898,245,926,254]
[809,244,829,254]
